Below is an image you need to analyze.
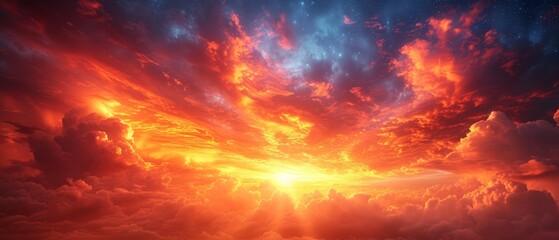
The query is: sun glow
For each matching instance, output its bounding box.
[274,172,300,186]
[217,161,386,198]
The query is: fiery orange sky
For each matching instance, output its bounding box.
[1,0,559,239]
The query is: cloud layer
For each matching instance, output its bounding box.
[2,111,559,239]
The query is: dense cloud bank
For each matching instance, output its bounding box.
[1,111,558,239]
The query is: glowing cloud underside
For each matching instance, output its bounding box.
[1,0,559,239]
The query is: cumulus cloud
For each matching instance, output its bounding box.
[417,110,559,200]
[235,178,559,240]
[436,111,559,175]
[0,111,236,238]
[1,111,559,239]
[26,111,146,186]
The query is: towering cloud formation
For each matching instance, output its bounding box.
[443,111,559,173]
[2,111,559,239]
[1,0,558,239]
[29,111,146,186]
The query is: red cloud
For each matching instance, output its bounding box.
[77,0,110,22]
[418,110,559,199]
[28,110,146,186]
[275,14,295,50]
[1,112,558,239]
[442,111,559,173]
[343,15,355,25]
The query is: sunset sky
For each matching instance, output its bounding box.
[1,0,559,239]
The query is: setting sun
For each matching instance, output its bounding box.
[274,172,299,186]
